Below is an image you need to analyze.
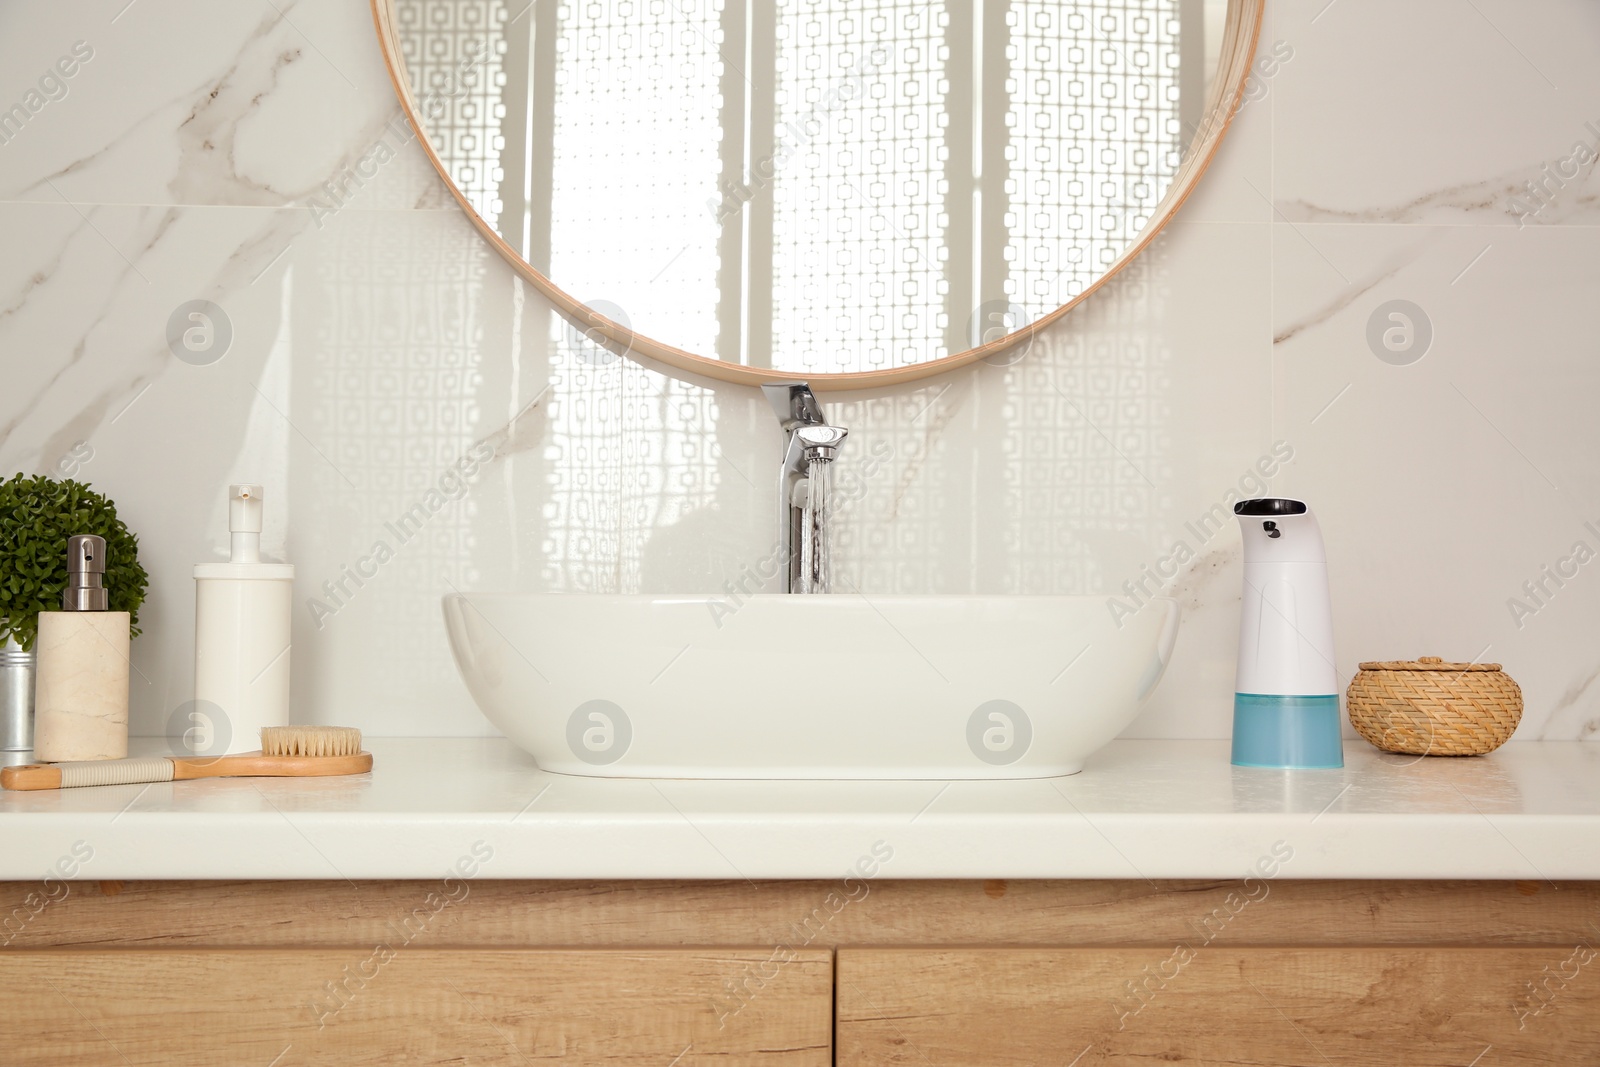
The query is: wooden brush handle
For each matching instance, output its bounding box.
[2,752,372,790]
[170,753,373,779]
[1,764,68,790]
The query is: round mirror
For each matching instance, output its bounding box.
[373,0,1263,386]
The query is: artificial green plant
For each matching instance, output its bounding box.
[0,473,148,652]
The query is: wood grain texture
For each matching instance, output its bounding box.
[0,764,62,789]
[168,751,373,780]
[0,948,832,1067]
[836,947,1600,1066]
[1,880,1595,950]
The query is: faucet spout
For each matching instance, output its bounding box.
[760,382,848,593]
[796,423,847,461]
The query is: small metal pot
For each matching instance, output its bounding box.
[0,630,36,751]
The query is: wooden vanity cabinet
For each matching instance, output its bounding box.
[0,948,832,1066]
[1,879,1597,1065]
[836,946,1600,1066]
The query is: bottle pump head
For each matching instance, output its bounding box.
[1234,498,1327,564]
[62,534,109,611]
[228,484,264,564]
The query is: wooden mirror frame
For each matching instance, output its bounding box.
[371,0,1265,390]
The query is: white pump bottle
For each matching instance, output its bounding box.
[192,485,293,755]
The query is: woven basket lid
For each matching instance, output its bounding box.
[1357,655,1502,672]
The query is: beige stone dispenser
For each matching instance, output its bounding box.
[32,534,130,762]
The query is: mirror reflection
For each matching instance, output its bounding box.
[394,0,1231,374]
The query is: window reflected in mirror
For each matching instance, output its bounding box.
[395,0,1224,374]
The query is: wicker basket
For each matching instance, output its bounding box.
[1346,657,1522,756]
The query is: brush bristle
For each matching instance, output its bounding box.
[260,725,363,757]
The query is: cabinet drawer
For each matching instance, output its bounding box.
[1,947,832,1066]
[837,947,1600,1066]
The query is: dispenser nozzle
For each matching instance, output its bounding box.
[62,534,109,611]
[229,484,264,563]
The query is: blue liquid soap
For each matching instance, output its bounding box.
[1231,693,1343,770]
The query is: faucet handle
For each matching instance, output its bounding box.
[762,381,827,429]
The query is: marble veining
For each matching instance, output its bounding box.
[1271,255,1413,346]
[0,237,73,324]
[1,205,313,476]
[1543,662,1600,741]
[1275,156,1600,227]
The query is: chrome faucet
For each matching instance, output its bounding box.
[761,382,848,593]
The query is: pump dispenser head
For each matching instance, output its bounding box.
[62,535,109,611]
[228,484,264,563]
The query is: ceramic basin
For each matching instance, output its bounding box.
[442,593,1180,779]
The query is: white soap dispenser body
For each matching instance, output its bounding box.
[33,534,130,762]
[193,485,294,756]
[1231,498,1343,769]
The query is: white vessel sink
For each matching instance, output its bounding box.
[442,593,1180,779]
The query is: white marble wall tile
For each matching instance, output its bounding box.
[1272,0,1600,226]
[0,0,450,211]
[1272,220,1600,741]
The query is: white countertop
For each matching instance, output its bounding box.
[2,738,1597,881]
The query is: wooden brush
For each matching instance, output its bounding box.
[1,726,371,791]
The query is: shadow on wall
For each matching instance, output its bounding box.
[828,241,1175,596]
